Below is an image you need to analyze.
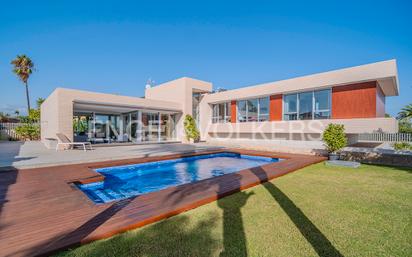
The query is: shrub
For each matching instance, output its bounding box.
[15,123,40,140]
[322,124,347,153]
[28,108,40,122]
[73,116,88,134]
[393,142,412,151]
[399,119,412,133]
[18,109,39,123]
[0,132,5,141]
[183,115,200,141]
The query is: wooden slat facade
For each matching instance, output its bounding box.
[0,149,325,257]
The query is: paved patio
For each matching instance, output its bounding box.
[0,141,223,169]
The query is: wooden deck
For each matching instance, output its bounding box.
[0,149,325,257]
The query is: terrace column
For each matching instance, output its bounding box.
[136,111,142,142]
[158,112,161,142]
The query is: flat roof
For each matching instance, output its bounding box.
[51,87,182,112]
[73,100,181,114]
[205,59,399,103]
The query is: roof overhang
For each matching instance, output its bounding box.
[73,100,182,115]
[204,59,399,103]
[377,76,399,96]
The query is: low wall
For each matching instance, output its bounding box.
[43,138,58,149]
[340,150,412,168]
[206,138,327,155]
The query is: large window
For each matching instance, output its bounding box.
[237,100,247,122]
[247,99,258,122]
[314,89,331,119]
[283,94,298,120]
[212,102,231,123]
[237,97,269,122]
[283,89,331,120]
[258,97,269,121]
[192,93,201,124]
[299,92,313,120]
[141,112,159,141]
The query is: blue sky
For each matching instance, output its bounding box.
[1,0,411,116]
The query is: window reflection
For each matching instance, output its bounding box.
[236,97,269,122]
[211,102,232,123]
[298,92,313,120]
[284,94,297,120]
[284,89,331,120]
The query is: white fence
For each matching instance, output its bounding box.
[0,122,39,141]
[358,133,412,142]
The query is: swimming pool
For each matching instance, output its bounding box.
[77,152,280,203]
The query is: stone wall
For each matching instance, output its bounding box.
[340,150,412,168]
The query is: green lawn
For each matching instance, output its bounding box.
[56,163,412,257]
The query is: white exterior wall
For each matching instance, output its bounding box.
[41,90,60,148]
[206,118,398,135]
[145,77,212,142]
[41,60,399,153]
[41,88,182,147]
[204,59,398,104]
[197,60,399,144]
[203,118,397,155]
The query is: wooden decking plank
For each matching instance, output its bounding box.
[0,149,325,257]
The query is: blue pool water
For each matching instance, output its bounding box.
[77,152,279,203]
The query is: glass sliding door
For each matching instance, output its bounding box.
[160,114,172,141]
[237,100,247,122]
[130,112,138,141]
[73,113,91,142]
[141,112,159,142]
[121,114,130,137]
[109,115,120,140]
[77,110,180,144]
[94,115,109,140]
[92,114,122,143]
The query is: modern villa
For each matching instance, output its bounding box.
[3,59,409,257]
[41,59,399,152]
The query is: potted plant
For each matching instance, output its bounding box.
[322,124,347,160]
[183,114,200,143]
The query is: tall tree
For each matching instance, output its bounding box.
[11,55,34,115]
[397,103,412,120]
[36,97,45,109]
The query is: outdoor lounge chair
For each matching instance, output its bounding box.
[56,133,93,151]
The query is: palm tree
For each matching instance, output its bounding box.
[15,110,20,116]
[36,97,45,109]
[397,104,412,120]
[11,55,34,115]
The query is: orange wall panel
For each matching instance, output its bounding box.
[269,94,283,121]
[231,100,237,123]
[331,82,378,119]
